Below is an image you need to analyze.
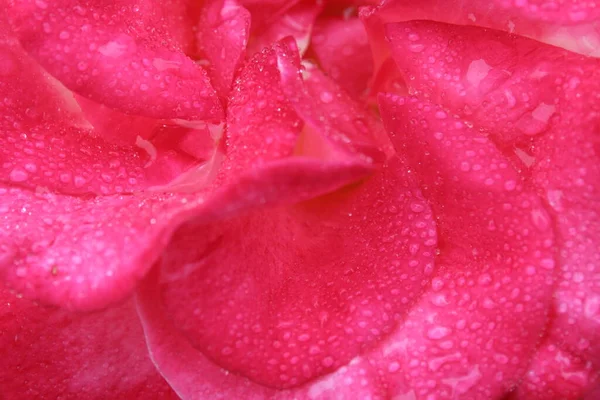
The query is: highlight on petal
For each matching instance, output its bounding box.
[378,95,557,398]
[196,0,251,99]
[137,156,437,393]
[0,285,176,399]
[310,16,374,98]
[8,0,223,121]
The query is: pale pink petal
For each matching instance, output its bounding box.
[8,0,223,121]
[0,285,176,399]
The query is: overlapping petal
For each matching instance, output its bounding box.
[0,284,176,399]
[247,1,322,56]
[7,0,223,121]
[310,16,374,98]
[196,0,251,100]
[379,95,557,399]
[137,155,438,395]
[0,38,381,312]
[383,19,600,399]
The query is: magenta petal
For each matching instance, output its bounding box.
[512,344,599,400]
[239,0,301,32]
[310,16,374,98]
[385,20,600,390]
[0,285,176,399]
[379,95,557,398]
[8,0,223,121]
[137,157,437,391]
[197,0,251,100]
[530,109,600,373]
[248,1,322,56]
[362,0,600,59]
[0,38,386,312]
[385,20,598,147]
[218,39,383,199]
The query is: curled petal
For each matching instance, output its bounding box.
[8,0,223,121]
[0,40,385,311]
[196,0,251,99]
[511,344,599,400]
[361,0,600,62]
[385,20,599,147]
[217,38,384,198]
[137,157,437,392]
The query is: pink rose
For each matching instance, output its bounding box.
[1,0,598,399]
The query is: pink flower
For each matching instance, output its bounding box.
[1,0,598,399]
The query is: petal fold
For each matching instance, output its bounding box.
[8,0,223,120]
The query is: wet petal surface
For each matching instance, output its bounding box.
[0,284,176,399]
[8,0,223,121]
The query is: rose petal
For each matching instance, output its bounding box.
[0,40,384,311]
[239,0,301,32]
[361,0,600,64]
[301,61,394,158]
[217,39,382,192]
[248,1,322,56]
[528,117,600,382]
[378,95,556,398]
[137,156,437,392]
[8,0,223,121]
[310,16,374,98]
[383,21,600,392]
[385,20,598,147]
[196,0,251,100]
[511,344,599,399]
[0,285,176,399]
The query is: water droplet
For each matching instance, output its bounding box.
[427,326,451,340]
[409,44,425,53]
[504,180,516,191]
[298,334,311,342]
[410,202,425,213]
[10,169,29,182]
[434,110,447,119]
[531,208,550,231]
[466,59,492,87]
[322,357,334,367]
[320,92,333,103]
